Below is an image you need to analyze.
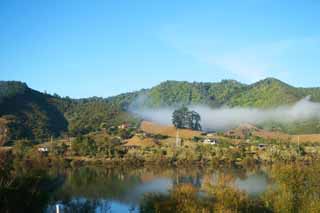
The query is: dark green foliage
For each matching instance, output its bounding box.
[0,83,68,140]
[64,99,137,136]
[96,137,122,157]
[0,149,62,213]
[0,81,28,104]
[51,142,68,156]
[71,136,97,156]
[128,78,320,108]
[144,80,247,107]
[119,128,134,140]
[172,106,186,128]
[0,82,139,142]
[192,136,202,142]
[107,126,119,135]
[227,78,304,107]
[53,95,140,136]
[172,106,202,130]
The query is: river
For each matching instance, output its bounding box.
[45,165,271,212]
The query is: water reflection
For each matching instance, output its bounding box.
[46,166,271,212]
[236,172,269,196]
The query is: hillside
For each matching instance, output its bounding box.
[151,78,320,107]
[1,78,320,144]
[0,82,137,144]
[0,81,68,144]
[109,78,320,109]
[227,78,304,107]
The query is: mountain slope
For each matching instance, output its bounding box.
[227,78,305,107]
[1,78,320,144]
[0,81,68,143]
[0,82,137,144]
[111,78,319,108]
[145,80,247,107]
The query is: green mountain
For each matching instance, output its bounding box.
[1,78,320,144]
[0,81,68,144]
[0,81,136,145]
[110,78,320,108]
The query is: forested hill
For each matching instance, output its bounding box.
[110,78,320,108]
[1,78,320,144]
[0,81,136,145]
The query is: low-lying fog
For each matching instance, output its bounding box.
[130,97,320,131]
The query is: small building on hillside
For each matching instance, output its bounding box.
[38,147,49,152]
[118,123,129,129]
[38,147,49,156]
[203,138,219,145]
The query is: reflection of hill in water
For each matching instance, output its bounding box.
[47,165,271,211]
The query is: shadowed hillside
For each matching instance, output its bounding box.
[0,81,68,143]
[0,82,138,144]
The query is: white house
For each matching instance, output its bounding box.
[203,138,218,145]
[38,147,49,153]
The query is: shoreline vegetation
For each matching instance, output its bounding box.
[2,121,320,212]
[2,145,320,212]
[2,119,320,168]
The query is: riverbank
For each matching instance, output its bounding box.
[2,150,320,213]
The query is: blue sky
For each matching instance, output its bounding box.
[1,0,320,98]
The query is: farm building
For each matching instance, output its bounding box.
[38,147,49,152]
[203,138,219,145]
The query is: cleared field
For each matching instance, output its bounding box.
[253,130,320,143]
[253,130,292,141]
[140,121,201,139]
[225,124,320,143]
[124,135,159,147]
[291,134,320,143]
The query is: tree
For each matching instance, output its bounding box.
[172,106,188,128]
[172,107,202,131]
[190,111,201,131]
[71,136,97,156]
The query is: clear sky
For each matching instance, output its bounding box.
[1,0,320,98]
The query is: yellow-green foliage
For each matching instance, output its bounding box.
[263,163,320,213]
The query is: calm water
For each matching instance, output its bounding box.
[45,166,271,213]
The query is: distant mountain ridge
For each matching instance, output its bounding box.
[1,78,320,144]
[110,77,320,108]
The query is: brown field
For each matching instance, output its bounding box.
[140,121,201,139]
[291,134,320,143]
[124,135,159,147]
[225,124,320,143]
[141,120,320,144]
[253,130,320,143]
[253,129,292,141]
